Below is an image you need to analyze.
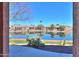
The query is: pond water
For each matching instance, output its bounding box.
[9,33,73,40]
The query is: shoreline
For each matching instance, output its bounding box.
[9,38,73,46]
[9,38,73,40]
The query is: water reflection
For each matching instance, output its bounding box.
[47,32,66,38]
[10,32,71,40]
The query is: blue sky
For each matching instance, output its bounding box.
[9,2,73,26]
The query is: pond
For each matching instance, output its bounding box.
[9,33,73,40]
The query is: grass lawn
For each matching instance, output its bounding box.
[9,39,27,44]
[9,39,73,46]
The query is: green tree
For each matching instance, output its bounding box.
[58,32,66,46]
[50,24,55,30]
[58,25,65,31]
[48,32,56,37]
[37,24,44,30]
